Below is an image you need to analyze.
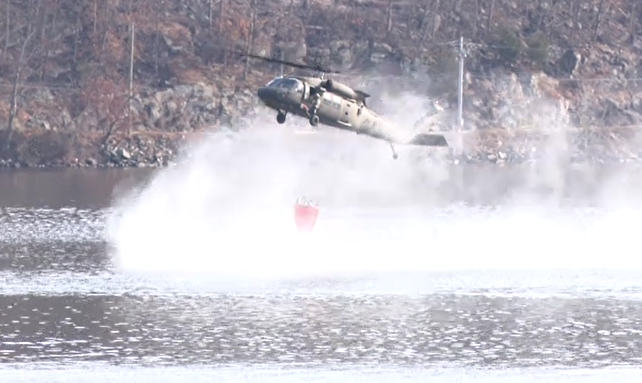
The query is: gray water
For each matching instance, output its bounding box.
[2,151,642,383]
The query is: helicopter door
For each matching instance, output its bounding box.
[339,100,356,126]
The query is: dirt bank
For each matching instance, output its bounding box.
[0,0,640,167]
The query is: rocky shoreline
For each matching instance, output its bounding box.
[0,130,184,169]
[1,124,640,169]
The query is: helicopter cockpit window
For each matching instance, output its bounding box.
[281,78,304,92]
[265,78,283,87]
[267,78,303,92]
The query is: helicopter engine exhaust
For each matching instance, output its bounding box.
[322,79,361,101]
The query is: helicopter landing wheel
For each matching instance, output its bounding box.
[309,114,319,127]
[276,112,286,124]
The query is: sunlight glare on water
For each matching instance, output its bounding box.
[2,365,642,383]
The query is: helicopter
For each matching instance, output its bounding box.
[243,53,450,160]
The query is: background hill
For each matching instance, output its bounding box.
[0,0,640,167]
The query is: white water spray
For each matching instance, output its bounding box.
[104,86,642,285]
[104,103,452,279]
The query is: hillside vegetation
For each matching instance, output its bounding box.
[0,0,641,167]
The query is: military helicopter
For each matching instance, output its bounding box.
[243,53,450,160]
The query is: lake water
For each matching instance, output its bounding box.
[2,127,642,382]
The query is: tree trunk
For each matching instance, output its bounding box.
[6,31,35,151]
[153,1,160,75]
[5,0,10,54]
[628,2,636,44]
[219,0,228,65]
[101,1,110,55]
[570,0,579,31]
[535,4,545,33]
[487,0,495,36]
[93,0,98,31]
[37,0,46,44]
[417,0,429,42]
[592,0,607,42]
[473,0,481,36]
[218,0,225,35]
[386,0,393,34]
[73,14,80,63]
[244,4,255,80]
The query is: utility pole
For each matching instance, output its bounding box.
[457,36,466,133]
[451,36,468,159]
[455,36,468,200]
[129,22,135,135]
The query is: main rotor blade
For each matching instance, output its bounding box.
[241,52,340,74]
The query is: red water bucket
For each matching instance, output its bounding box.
[294,197,319,233]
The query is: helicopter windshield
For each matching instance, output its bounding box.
[265,78,304,92]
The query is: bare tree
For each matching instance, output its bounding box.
[4,0,10,54]
[72,5,82,63]
[417,0,433,42]
[218,0,226,36]
[131,0,165,77]
[419,2,441,45]
[243,1,256,80]
[385,0,393,34]
[92,0,98,31]
[570,0,581,32]
[592,0,608,42]
[6,30,36,150]
[629,2,637,43]
[486,0,495,37]
[473,0,482,36]
[81,77,131,146]
[208,0,213,28]
[33,0,62,83]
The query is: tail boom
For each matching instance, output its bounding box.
[406,133,449,147]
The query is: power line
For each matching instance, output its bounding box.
[3,72,638,94]
[466,73,640,84]
[469,42,581,52]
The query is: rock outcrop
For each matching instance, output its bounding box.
[0,0,640,167]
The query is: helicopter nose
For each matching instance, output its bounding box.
[257,87,273,102]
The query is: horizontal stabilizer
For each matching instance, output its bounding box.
[354,90,370,99]
[407,133,449,147]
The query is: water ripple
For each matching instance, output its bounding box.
[1,294,642,368]
[0,208,105,243]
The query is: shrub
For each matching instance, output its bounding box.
[495,28,522,64]
[526,33,549,69]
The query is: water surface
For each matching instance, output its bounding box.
[1,163,642,382]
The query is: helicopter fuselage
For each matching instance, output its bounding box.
[256,76,397,138]
[255,75,449,157]
[243,52,449,159]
